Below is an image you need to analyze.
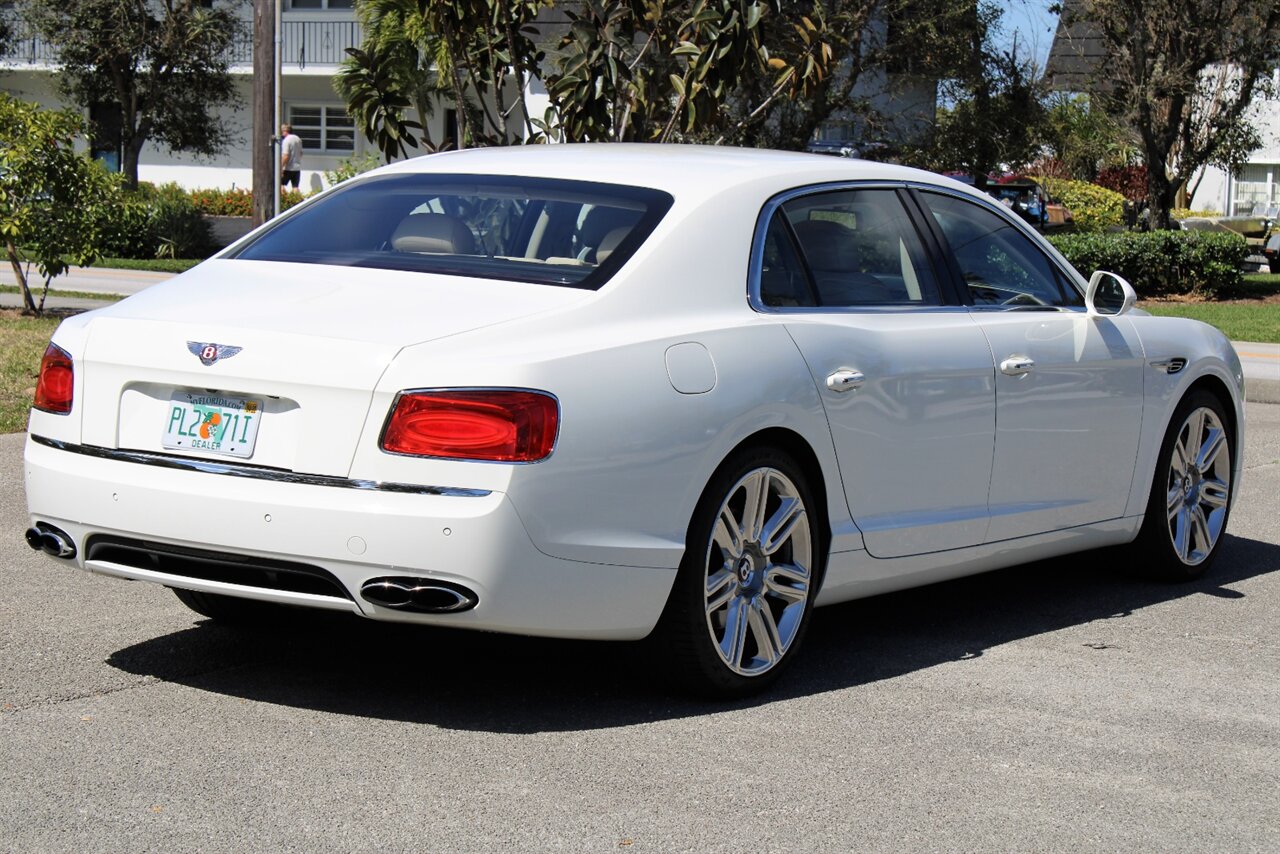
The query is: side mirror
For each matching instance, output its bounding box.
[1086,270,1137,317]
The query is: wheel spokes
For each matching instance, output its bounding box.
[760,497,804,555]
[705,568,736,616]
[764,563,810,603]
[1164,405,1231,567]
[720,598,750,670]
[713,507,745,557]
[746,598,784,666]
[702,465,815,677]
[1196,428,1226,472]
[739,470,771,541]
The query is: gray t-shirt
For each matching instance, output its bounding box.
[282,133,303,171]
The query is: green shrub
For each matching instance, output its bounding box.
[98,188,160,259]
[325,152,382,186]
[1036,176,1126,233]
[189,187,309,217]
[189,187,253,217]
[1048,230,1248,298]
[151,184,214,259]
[99,183,213,259]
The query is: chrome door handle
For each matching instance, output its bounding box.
[1000,356,1035,376]
[826,369,865,392]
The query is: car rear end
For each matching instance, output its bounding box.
[23,170,680,640]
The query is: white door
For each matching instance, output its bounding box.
[756,187,996,558]
[916,191,1145,542]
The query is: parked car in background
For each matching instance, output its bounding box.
[986,178,1073,231]
[24,145,1243,696]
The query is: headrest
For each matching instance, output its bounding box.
[579,206,641,247]
[595,226,631,264]
[390,213,476,254]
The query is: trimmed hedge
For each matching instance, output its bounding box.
[1048,230,1248,298]
[99,182,214,260]
[188,187,308,216]
[1036,176,1126,233]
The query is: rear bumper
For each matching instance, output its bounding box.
[23,436,676,640]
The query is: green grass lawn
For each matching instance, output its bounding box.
[1142,303,1280,343]
[0,284,117,301]
[0,311,61,433]
[98,257,202,273]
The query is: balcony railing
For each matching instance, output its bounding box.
[228,20,364,69]
[0,18,363,71]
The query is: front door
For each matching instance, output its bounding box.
[915,191,1145,542]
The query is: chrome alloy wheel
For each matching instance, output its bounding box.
[703,466,813,677]
[1165,406,1232,566]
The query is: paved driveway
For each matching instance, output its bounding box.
[2,406,1278,851]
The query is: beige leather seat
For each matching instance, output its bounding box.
[390,213,476,254]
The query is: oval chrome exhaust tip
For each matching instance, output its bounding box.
[25,525,77,559]
[24,527,44,551]
[361,577,478,613]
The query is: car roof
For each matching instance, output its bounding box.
[376,143,978,200]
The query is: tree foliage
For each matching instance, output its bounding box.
[1037,93,1137,181]
[1079,0,1280,227]
[911,3,1039,184]
[0,95,123,314]
[21,0,243,189]
[541,0,836,143]
[336,0,548,156]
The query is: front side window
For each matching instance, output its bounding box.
[231,174,673,289]
[770,188,942,307]
[919,192,1083,308]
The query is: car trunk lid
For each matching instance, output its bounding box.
[78,260,589,476]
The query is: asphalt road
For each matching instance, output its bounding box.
[1,406,1278,852]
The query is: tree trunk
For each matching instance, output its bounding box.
[1145,163,1178,230]
[121,136,145,191]
[5,238,35,313]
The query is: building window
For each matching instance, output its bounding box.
[287,0,354,8]
[287,105,355,154]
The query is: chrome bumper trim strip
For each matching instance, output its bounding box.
[29,435,492,497]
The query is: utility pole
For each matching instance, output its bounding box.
[251,0,276,227]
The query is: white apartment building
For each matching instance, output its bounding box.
[0,1,504,192]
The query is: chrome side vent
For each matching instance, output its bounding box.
[1150,357,1187,375]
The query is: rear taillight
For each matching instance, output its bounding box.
[33,343,74,414]
[380,390,558,462]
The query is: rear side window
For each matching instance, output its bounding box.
[765,188,942,307]
[232,174,674,290]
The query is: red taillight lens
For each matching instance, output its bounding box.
[381,390,559,462]
[33,343,74,414]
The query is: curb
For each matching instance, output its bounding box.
[1245,377,1280,405]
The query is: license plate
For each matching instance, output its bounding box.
[162,390,262,459]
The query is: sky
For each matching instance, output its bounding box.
[996,0,1061,70]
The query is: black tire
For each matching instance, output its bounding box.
[170,586,286,624]
[1129,390,1235,581]
[656,446,825,698]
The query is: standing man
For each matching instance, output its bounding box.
[280,123,303,194]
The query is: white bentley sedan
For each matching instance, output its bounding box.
[24,146,1244,695]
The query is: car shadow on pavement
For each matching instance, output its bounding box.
[106,534,1280,732]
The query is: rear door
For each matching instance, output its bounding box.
[754,185,997,558]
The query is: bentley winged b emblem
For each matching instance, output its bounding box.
[188,341,243,367]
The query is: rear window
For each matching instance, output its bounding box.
[231,173,674,289]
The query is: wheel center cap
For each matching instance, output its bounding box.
[736,555,754,584]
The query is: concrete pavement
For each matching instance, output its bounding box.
[1,405,1277,851]
[2,265,1278,403]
